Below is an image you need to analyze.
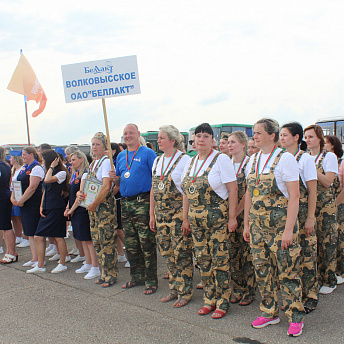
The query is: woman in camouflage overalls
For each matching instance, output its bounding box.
[182,123,238,319]
[228,131,255,306]
[149,125,194,308]
[78,132,117,287]
[324,135,344,285]
[280,122,318,313]
[243,119,305,337]
[304,125,338,294]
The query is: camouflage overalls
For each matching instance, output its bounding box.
[121,194,158,288]
[315,152,338,288]
[296,151,318,310]
[247,151,304,323]
[230,157,256,302]
[87,157,118,284]
[152,154,193,300]
[182,153,231,311]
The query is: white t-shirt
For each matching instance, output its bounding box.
[311,151,338,174]
[152,151,190,194]
[55,171,67,184]
[295,151,317,188]
[29,165,45,180]
[231,156,250,177]
[182,150,236,200]
[81,157,111,183]
[245,148,299,199]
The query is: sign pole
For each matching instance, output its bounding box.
[24,98,31,146]
[101,98,115,170]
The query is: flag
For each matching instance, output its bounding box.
[7,53,47,117]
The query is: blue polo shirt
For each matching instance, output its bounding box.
[116,146,157,197]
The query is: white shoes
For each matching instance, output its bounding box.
[337,275,344,285]
[118,254,127,263]
[125,261,130,268]
[0,247,3,254]
[51,263,67,274]
[23,260,37,267]
[45,248,58,256]
[75,264,92,274]
[68,248,79,256]
[84,267,101,279]
[58,256,71,264]
[71,255,86,263]
[49,254,60,261]
[27,266,46,274]
[16,237,22,244]
[33,261,46,267]
[17,239,30,248]
[319,285,337,294]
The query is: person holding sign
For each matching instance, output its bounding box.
[78,132,117,287]
[243,118,305,337]
[11,146,44,267]
[181,123,238,319]
[27,150,69,274]
[112,124,158,295]
[0,147,18,264]
[149,125,193,307]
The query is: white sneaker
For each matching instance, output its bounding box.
[17,239,30,248]
[27,266,46,274]
[337,275,344,285]
[51,263,67,274]
[67,225,73,232]
[71,255,86,263]
[45,248,58,257]
[58,255,71,264]
[33,261,46,267]
[23,260,37,267]
[0,247,3,254]
[84,267,101,279]
[68,248,79,255]
[118,254,127,263]
[124,261,130,268]
[49,254,60,261]
[319,285,337,294]
[16,237,22,244]
[75,264,92,274]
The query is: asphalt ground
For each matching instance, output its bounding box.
[1,238,343,344]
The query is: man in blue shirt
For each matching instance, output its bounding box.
[115,124,158,294]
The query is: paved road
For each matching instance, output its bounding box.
[1,239,343,344]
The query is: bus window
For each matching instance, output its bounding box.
[213,127,221,143]
[246,127,253,138]
[221,126,232,133]
[317,121,335,136]
[336,121,344,143]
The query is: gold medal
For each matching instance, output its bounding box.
[124,171,130,178]
[253,189,259,197]
[189,185,196,194]
[158,182,165,190]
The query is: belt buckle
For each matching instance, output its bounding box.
[137,195,143,203]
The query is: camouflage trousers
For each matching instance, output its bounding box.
[89,198,118,283]
[229,214,256,302]
[156,208,193,299]
[121,196,158,288]
[315,197,338,288]
[189,203,231,311]
[337,203,344,278]
[298,202,318,310]
[250,225,304,323]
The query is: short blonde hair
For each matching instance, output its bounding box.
[70,151,90,175]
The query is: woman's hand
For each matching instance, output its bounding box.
[243,225,250,242]
[76,191,85,203]
[86,202,97,212]
[149,215,156,233]
[17,200,24,207]
[182,219,191,236]
[228,218,238,233]
[67,209,74,217]
[281,230,293,250]
[64,209,69,217]
[304,216,315,237]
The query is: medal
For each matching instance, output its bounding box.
[253,189,259,197]
[189,185,196,194]
[125,144,141,178]
[124,171,130,178]
[158,182,165,190]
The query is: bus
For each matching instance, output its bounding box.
[187,123,253,153]
[316,117,344,144]
[139,131,189,154]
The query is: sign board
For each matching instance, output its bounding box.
[61,55,140,103]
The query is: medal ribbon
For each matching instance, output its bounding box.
[126,144,140,171]
[293,148,300,157]
[160,149,177,180]
[314,151,321,165]
[255,146,277,184]
[235,155,246,178]
[192,150,212,183]
[89,155,107,174]
[19,160,37,175]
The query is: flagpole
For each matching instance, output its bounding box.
[20,49,31,146]
[101,98,114,169]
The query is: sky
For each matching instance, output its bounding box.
[1,0,344,146]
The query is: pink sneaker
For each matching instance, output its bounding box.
[251,316,280,328]
[288,322,304,337]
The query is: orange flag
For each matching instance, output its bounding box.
[7,53,47,117]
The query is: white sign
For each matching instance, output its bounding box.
[61,55,140,103]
